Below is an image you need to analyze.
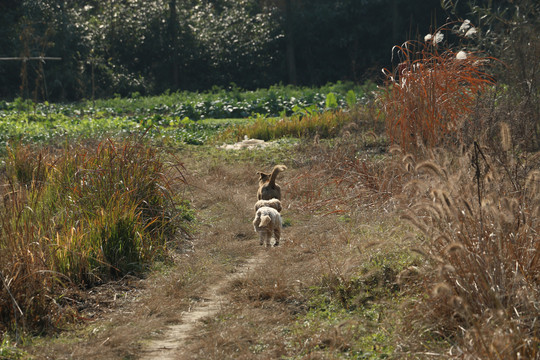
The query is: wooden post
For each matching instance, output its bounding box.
[0,56,61,101]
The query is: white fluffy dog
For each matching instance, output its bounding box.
[254,198,282,213]
[253,199,282,247]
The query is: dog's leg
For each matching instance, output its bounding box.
[273,227,281,247]
[265,230,272,247]
[253,217,260,239]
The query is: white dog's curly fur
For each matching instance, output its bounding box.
[254,198,282,213]
[253,206,282,247]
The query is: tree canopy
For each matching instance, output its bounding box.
[0,0,446,101]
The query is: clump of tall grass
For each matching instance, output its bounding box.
[0,140,187,334]
[396,133,540,357]
[287,131,400,215]
[216,110,356,143]
[380,25,496,152]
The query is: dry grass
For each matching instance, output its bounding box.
[166,132,417,359]
[10,105,536,359]
[19,150,259,359]
[287,133,402,215]
[179,209,412,360]
[394,141,540,358]
[17,89,538,359]
[217,109,360,143]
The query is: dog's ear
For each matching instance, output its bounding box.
[257,172,269,182]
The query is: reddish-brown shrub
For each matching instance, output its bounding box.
[381,26,496,152]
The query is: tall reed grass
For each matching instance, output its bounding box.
[0,140,186,334]
[380,25,496,152]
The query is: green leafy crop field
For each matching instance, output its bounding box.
[0,82,375,148]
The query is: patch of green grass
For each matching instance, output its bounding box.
[1,82,376,121]
[0,336,27,360]
[282,217,293,227]
[286,250,420,359]
[217,110,356,142]
[198,117,253,126]
[185,138,299,169]
[0,82,379,149]
[0,112,236,149]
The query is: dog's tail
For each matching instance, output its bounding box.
[268,165,286,187]
[259,214,272,227]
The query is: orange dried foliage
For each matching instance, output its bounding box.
[381,32,497,151]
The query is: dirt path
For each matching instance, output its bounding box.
[140,252,268,359]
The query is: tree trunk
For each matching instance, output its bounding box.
[168,0,179,88]
[285,0,297,85]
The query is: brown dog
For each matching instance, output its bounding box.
[257,165,286,200]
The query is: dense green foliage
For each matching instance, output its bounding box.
[0,0,444,101]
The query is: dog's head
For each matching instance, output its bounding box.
[257,171,270,184]
[254,199,282,212]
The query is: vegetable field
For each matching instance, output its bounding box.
[0,82,374,147]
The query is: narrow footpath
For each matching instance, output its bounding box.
[140,253,267,359]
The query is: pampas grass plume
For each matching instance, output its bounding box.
[400,212,428,233]
[432,282,452,298]
[417,201,445,221]
[461,199,474,216]
[500,122,511,152]
[402,153,415,165]
[442,264,456,273]
[397,266,420,285]
[415,160,443,177]
[444,242,465,255]
[449,296,467,313]
[524,170,540,197]
[389,144,402,154]
[434,234,452,246]
[406,162,413,172]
